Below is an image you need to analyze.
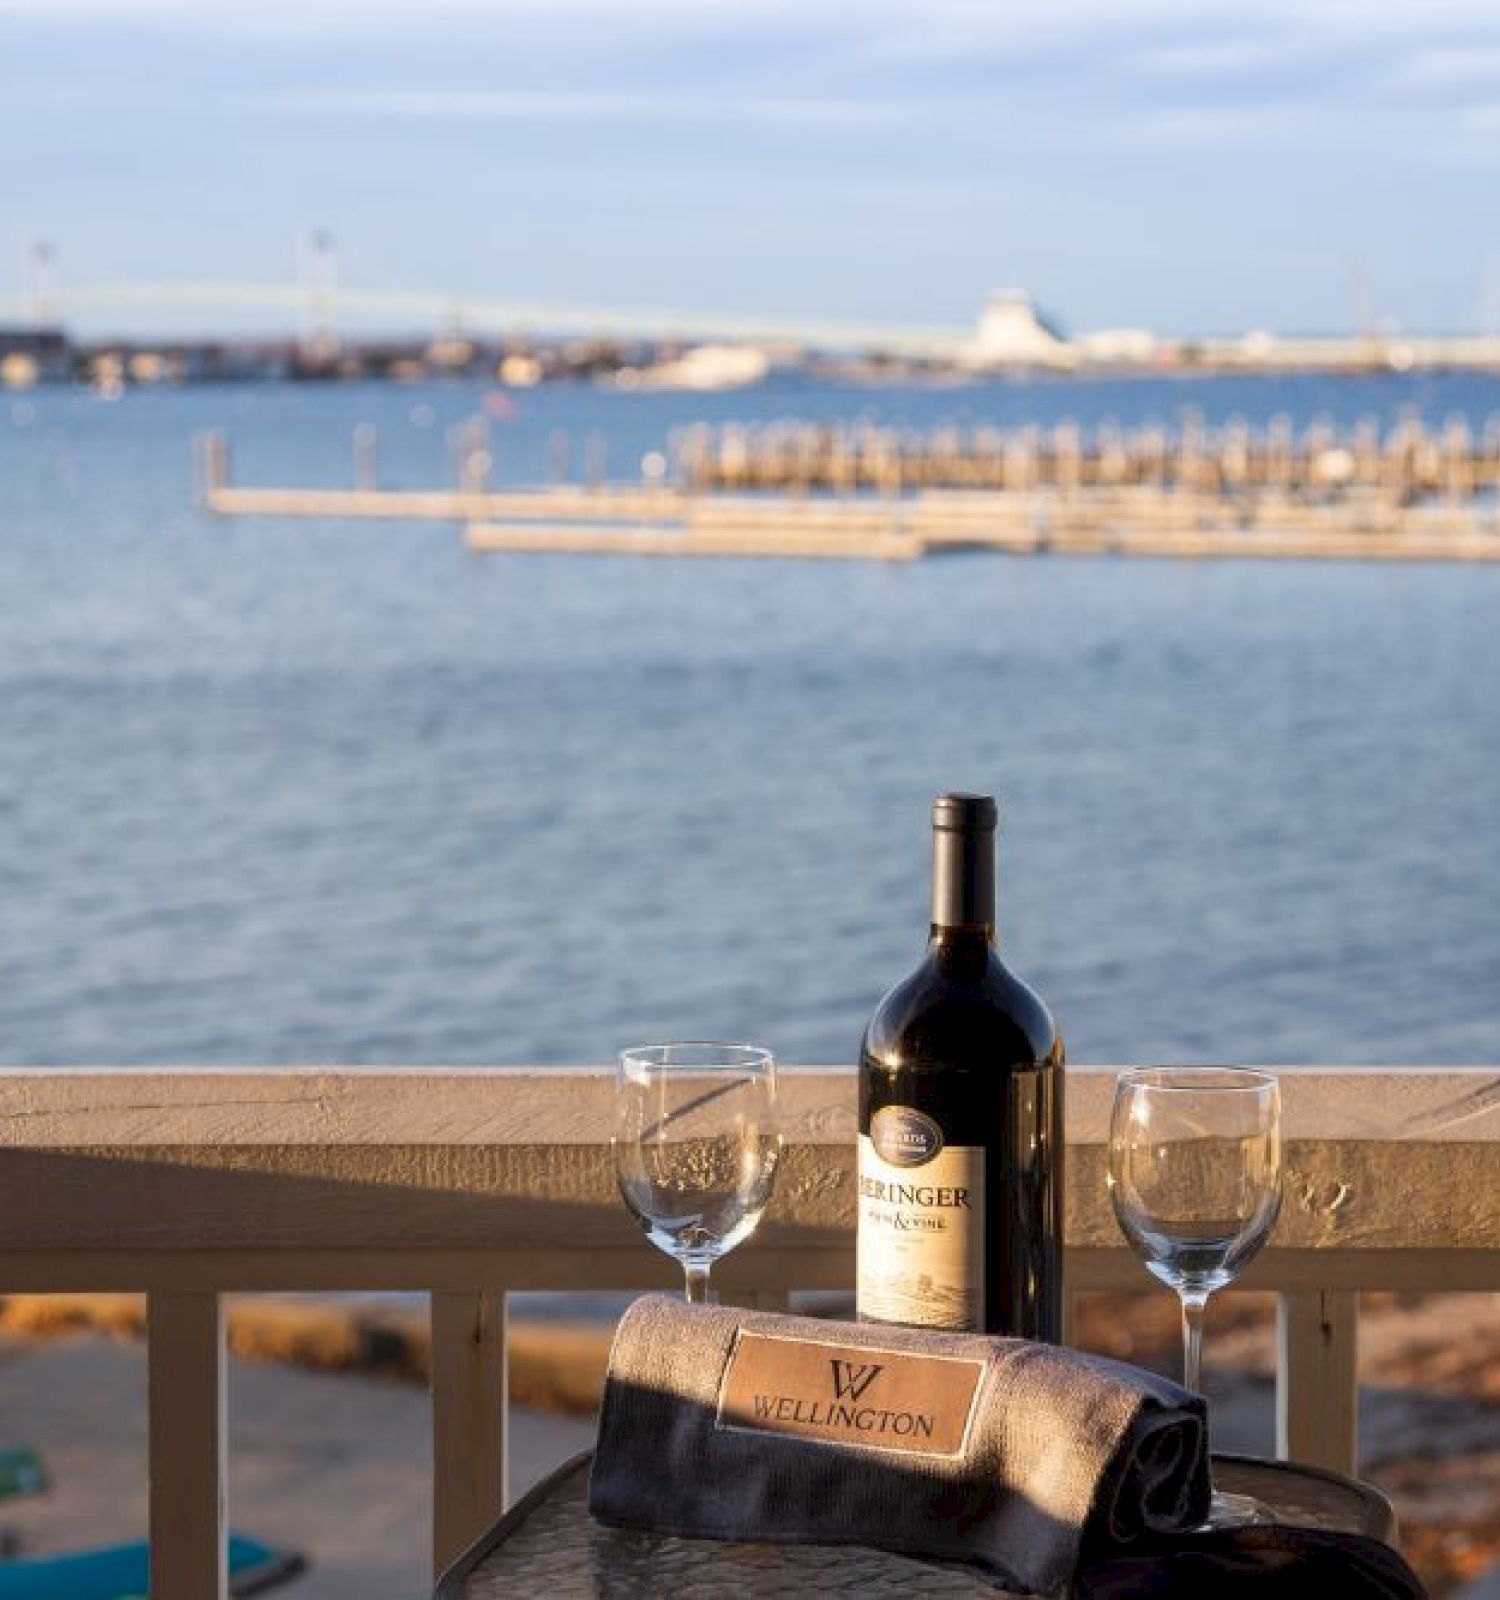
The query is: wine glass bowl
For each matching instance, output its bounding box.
[1109,1067,1282,1298]
[1108,1066,1282,1526]
[614,1042,780,1302]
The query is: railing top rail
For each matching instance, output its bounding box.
[1,1068,1498,1284]
[1,1065,1497,1148]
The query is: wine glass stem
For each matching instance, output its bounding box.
[1179,1289,1209,1392]
[684,1262,712,1304]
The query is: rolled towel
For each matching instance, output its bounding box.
[588,1296,1210,1596]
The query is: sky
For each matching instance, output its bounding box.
[2,0,1500,338]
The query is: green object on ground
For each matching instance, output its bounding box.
[0,1449,47,1502]
[0,1533,305,1597]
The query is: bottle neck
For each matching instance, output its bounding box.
[929,824,996,945]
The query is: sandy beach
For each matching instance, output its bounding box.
[0,1329,596,1600]
[2,1292,1500,1598]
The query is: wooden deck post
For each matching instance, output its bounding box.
[149,1291,228,1600]
[1277,1288,1359,1475]
[431,1289,509,1578]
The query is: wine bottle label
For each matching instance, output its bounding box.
[857,1115,985,1332]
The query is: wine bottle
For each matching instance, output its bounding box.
[857,793,1063,1340]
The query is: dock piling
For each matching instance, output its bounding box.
[549,429,571,486]
[354,423,379,493]
[585,431,607,490]
[457,418,492,495]
[193,430,231,509]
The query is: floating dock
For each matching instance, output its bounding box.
[194,420,1500,563]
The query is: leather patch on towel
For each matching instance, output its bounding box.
[715,1330,984,1458]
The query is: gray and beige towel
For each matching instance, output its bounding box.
[588,1296,1210,1596]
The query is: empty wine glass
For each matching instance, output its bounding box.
[614,1043,781,1303]
[1108,1067,1283,1525]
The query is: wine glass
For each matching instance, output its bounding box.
[1108,1067,1283,1525]
[614,1043,781,1303]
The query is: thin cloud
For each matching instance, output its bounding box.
[1420,102,1500,166]
[0,0,738,42]
[254,87,919,128]
[862,0,1500,64]
[6,0,1500,24]
[8,0,1500,58]
[1127,39,1287,79]
[1126,101,1317,146]
[1397,45,1500,91]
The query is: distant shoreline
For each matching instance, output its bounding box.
[0,1294,611,1414]
[9,360,1500,399]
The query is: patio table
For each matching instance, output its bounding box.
[436,1450,1397,1599]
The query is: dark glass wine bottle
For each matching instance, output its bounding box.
[857,793,1063,1340]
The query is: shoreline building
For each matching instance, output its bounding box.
[962,291,1076,370]
[0,326,70,388]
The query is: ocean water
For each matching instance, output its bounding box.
[1,373,1498,1068]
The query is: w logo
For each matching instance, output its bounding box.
[829,1360,883,1401]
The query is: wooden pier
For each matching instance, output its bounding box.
[672,415,1500,497]
[194,419,1500,563]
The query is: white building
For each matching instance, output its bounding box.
[1076,327,1160,365]
[964,291,1076,370]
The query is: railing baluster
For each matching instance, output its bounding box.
[1061,1289,1082,1347]
[148,1290,227,1600]
[1276,1288,1358,1474]
[722,1288,793,1312]
[431,1289,508,1578]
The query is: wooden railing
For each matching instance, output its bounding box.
[2,1065,1499,1597]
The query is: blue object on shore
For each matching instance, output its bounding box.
[0,1451,47,1504]
[0,1532,305,1597]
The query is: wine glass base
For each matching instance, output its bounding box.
[1198,1488,1277,1529]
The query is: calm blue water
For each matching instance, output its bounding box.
[1,373,1498,1067]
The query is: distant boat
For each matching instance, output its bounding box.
[620,344,771,392]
